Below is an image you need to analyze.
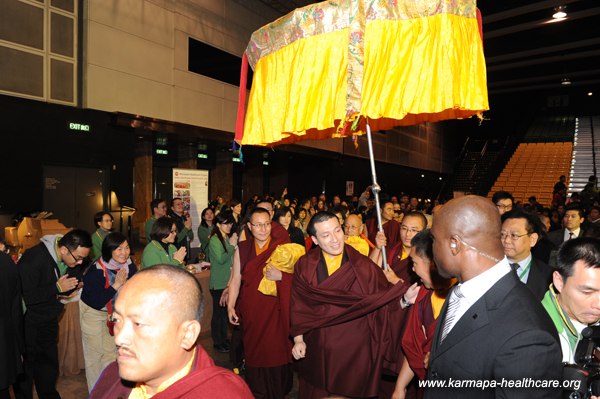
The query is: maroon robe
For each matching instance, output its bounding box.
[367,218,400,249]
[402,286,437,380]
[380,243,417,376]
[290,245,408,398]
[89,346,253,399]
[237,227,292,368]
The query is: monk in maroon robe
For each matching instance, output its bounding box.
[89,265,253,399]
[366,200,401,248]
[393,230,453,399]
[291,212,408,399]
[366,213,428,397]
[228,207,293,399]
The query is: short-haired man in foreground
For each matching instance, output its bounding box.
[290,211,407,398]
[425,196,561,399]
[90,265,252,399]
[542,237,600,363]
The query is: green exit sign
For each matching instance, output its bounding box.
[68,122,90,132]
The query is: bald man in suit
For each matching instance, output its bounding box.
[425,196,561,399]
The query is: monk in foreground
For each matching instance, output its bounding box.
[89,264,252,399]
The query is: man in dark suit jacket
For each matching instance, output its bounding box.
[501,208,554,300]
[16,230,91,399]
[0,252,23,399]
[547,205,585,248]
[425,196,562,399]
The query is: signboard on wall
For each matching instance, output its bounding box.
[172,169,209,247]
[346,181,354,196]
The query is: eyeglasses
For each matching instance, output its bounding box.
[250,222,271,229]
[500,232,530,241]
[67,247,86,262]
[401,227,422,234]
[495,203,512,210]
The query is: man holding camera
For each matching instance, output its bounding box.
[541,237,600,363]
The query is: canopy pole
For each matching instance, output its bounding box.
[365,122,388,271]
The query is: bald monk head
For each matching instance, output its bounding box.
[431,195,504,283]
[113,265,204,396]
[344,214,364,237]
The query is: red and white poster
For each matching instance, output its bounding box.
[172,169,209,247]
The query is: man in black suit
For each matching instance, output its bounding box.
[425,196,562,399]
[16,230,91,399]
[547,204,585,248]
[500,208,554,300]
[0,252,23,399]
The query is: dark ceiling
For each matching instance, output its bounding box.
[253,0,600,135]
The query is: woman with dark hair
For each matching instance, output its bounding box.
[80,232,136,392]
[141,216,186,268]
[91,211,113,261]
[197,207,215,260]
[207,212,238,353]
[296,207,309,236]
[229,199,243,234]
[274,206,305,246]
[392,230,454,399]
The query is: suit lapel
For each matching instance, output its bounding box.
[430,272,518,361]
[526,259,541,292]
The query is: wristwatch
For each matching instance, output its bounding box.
[400,296,411,308]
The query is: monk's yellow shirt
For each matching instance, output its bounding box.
[128,348,196,399]
[323,251,343,276]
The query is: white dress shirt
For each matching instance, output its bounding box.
[444,257,511,336]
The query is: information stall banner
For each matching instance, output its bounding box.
[172,169,209,247]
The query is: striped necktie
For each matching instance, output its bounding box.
[440,286,464,343]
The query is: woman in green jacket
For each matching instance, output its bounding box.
[141,216,186,268]
[207,211,238,353]
[197,207,215,261]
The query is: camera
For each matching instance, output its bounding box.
[564,325,600,399]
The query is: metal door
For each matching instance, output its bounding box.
[43,166,106,233]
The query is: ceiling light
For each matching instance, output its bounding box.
[561,77,571,86]
[553,5,567,19]
[588,92,594,96]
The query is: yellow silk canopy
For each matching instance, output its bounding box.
[236,0,488,146]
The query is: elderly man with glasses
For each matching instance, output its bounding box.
[500,208,554,300]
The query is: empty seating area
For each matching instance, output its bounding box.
[488,142,573,206]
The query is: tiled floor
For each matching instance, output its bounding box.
[16,331,298,399]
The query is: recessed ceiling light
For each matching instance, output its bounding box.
[553,5,567,19]
[561,77,571,86]
[588,92,594,96]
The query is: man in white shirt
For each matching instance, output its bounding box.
[425,195,561,399]
[541,237,600,363]
[547,205,585,247]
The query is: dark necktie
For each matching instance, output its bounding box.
[510,263,520,274]
[568,232,575,240]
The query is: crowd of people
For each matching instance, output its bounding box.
[1,177,600,399]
